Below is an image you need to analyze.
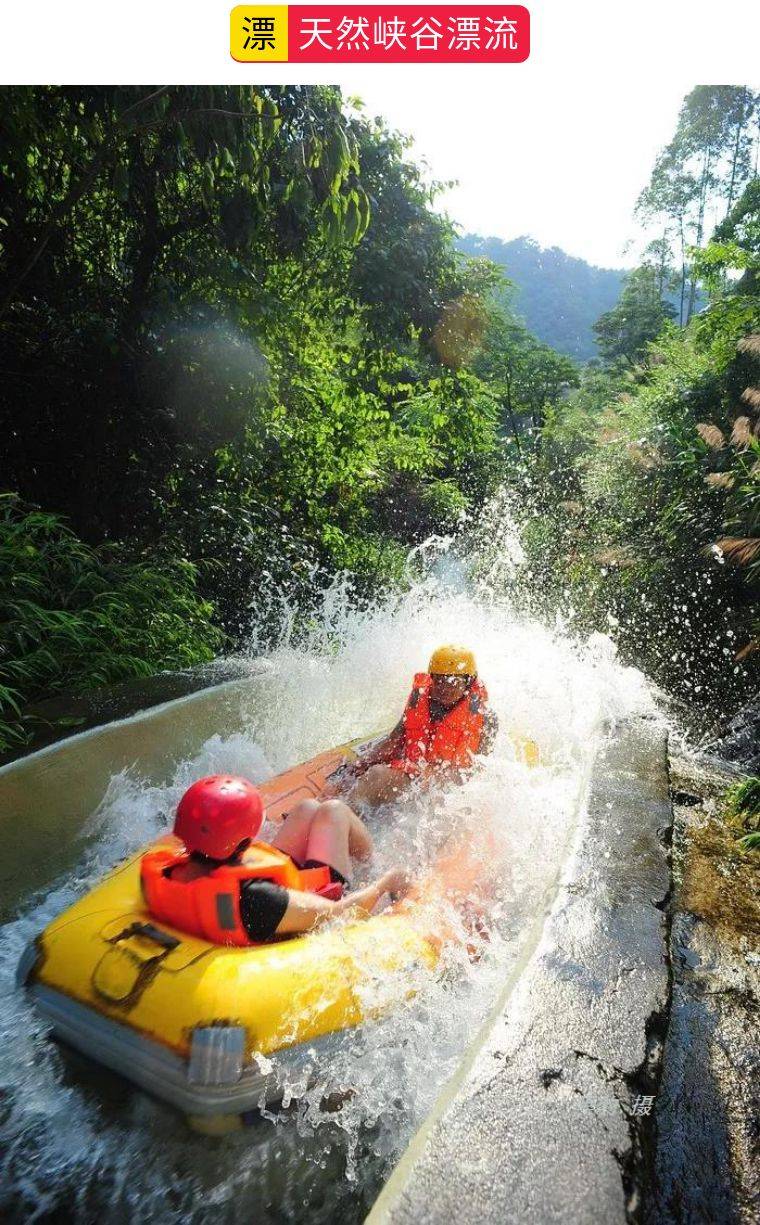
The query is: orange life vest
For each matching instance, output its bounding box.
[392,673,488,774]
[140,841,333,947]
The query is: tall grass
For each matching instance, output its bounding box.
[724,776,760,850]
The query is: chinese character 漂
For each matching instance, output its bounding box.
[485,16,519,51]
[448,16,480,51]
[374,16,407,50]
[299,17,333,51]
[336,16,371,51]
[631,1094,656,1117]
[242,15,276,52]
[411,16,443,52]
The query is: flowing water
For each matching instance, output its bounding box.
[0,521,655,1223]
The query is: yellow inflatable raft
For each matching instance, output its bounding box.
[19,731,538,1124]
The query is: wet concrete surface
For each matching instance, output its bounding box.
[650,760,760,1225]
[368,717,673,1225]
[701,699,760,776]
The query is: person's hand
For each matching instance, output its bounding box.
[325,761,357,795]
[381,868,412,900]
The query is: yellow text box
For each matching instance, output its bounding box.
[231,6,288,62]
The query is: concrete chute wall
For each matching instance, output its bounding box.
[0,678,259,919]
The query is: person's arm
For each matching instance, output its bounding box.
[355,721,406,770]
[424,760,467,787]
[274,869,409,935]
[325,721,406,794]
[480,708,499,755]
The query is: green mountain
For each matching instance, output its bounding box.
[458,234,626,361]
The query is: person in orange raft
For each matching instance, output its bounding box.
[141,776,409,945]
[329,644,498,807]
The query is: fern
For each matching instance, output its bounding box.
[0,495,224,753]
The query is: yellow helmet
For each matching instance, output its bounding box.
[428,644,477,677]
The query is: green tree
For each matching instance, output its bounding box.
[522,163,760,719]
[593,265,677,367]
[0,86,370,538]
[474,304,579,448]
[636,86,760,324]
[458,233,626,360]
[0,84,513,738]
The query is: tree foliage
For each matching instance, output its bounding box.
[517,173,760,722]
[0,86,545,748]
[3,83,757,754]
[0,494,222,753]
[473,303,579,449]
[636,86,760,325]
[593,266,677,367]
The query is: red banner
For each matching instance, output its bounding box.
[287,7,530,63]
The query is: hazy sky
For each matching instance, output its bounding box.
[340,75,693,270]
[335,3,759,269]
[6,0,756,270]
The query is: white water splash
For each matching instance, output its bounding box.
[0,519,655,1223]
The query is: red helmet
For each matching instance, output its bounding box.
[174,775,264,859]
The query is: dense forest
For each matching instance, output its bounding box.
[0,84,759,753]
[510,85,760,719]
[457,234,625,360]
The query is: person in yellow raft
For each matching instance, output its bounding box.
[329,645,499,807]
[141,776,410,944]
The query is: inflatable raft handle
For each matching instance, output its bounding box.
[113,922,180,950]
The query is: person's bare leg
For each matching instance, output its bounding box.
[349,763,413,807]
[304,799,357,882]
[346,806,373,861]
[271,798,320,863]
